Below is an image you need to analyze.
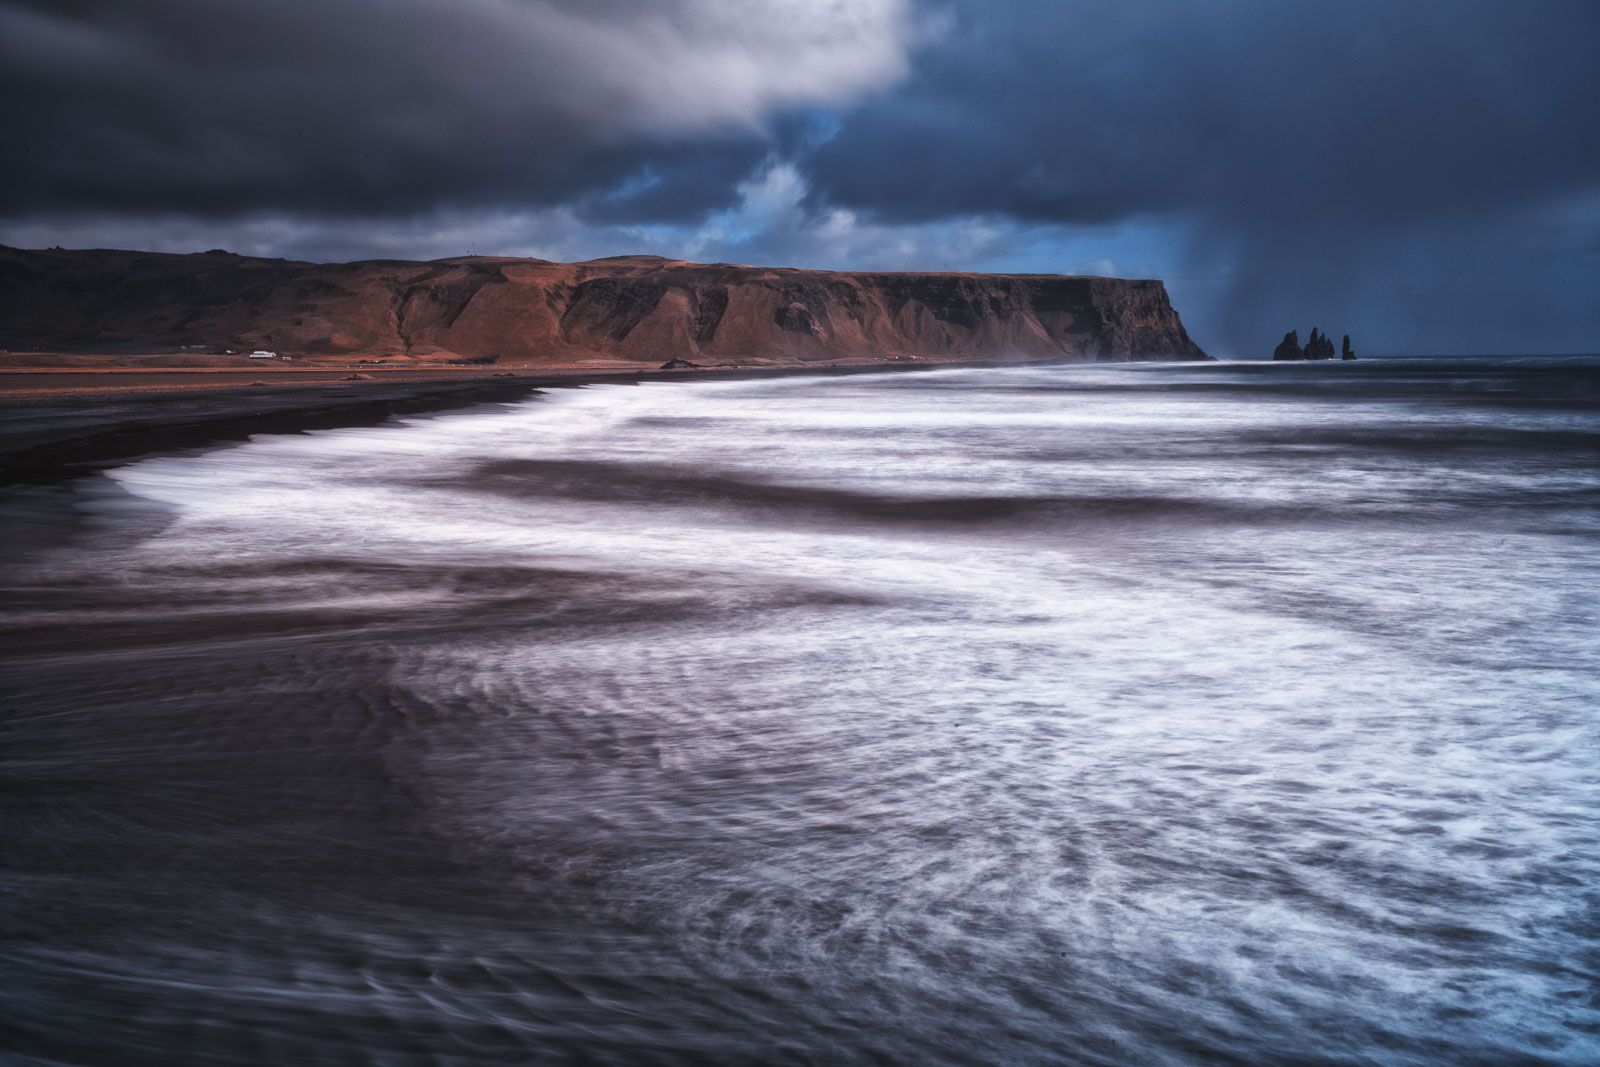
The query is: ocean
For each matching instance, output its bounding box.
[4,357,1598,1064]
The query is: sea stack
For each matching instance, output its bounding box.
[1272,327,1349,361]
[1272,330,1303,361]
[1304,328,1336,360]
[1342,335,1357,360]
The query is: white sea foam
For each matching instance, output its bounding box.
[8,359,1599,1063]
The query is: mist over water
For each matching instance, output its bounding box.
[4,358,1599,1064]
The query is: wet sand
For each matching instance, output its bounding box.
[0,377,555,485]
[0,364,633,402]
[0,368,513,399]
[0,360,987,485]
[0,354,950,402]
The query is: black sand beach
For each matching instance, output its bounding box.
[0,378,554,486]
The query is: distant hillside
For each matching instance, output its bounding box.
[0,246,1208,366]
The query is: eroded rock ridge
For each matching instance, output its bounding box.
[0,246,1210,366]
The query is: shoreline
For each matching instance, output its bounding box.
[0,359,1045,486]
[0,360,927,402]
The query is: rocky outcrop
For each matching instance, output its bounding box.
[1272,326,1355,361]
[0,245,1209,366]
[1342,335,1356,360]
[1304,328,1336,360]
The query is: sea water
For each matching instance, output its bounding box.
[3,358,1598,1064]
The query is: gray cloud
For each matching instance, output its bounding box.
[0,0,912,215]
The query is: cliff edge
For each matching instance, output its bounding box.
[0,246,1209,366]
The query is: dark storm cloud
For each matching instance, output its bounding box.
[0,0,910,217]
[800,0,1600,350]
[810,0,1600,228]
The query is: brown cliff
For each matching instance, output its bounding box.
[0,246,1208,367]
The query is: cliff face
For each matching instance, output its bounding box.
[0,246,1209,365]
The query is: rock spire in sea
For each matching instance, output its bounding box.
[1271,327,1355,360]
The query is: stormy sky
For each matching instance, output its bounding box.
[3,0,1597,355]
